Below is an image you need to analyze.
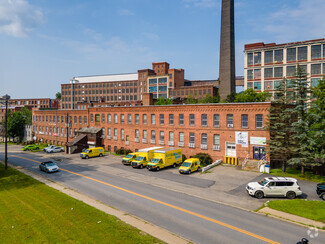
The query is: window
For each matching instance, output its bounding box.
[120,114,125,123]
[160,131,164,141]
[311,45,321,59]
[149,78,157,84]
[101,114,105,123]
[90,114,93,122]
[287,48,296,62]
[274,49,283,63]
[264,50,273,64]
[201,114,207,126]
[151,114,156,125]
[121,129,125,140]
[247,82,253,89]
[128,114,132,124]
[274,67,283,78]
[286,66,296,77]
[254,52,261,65]
[108,128,111,137]
[311,78,320,88]
[179,114,184,125]
[298,46,307,60]
[256,114,263,128]
[135,114,139,124]
[169,114,174,125]
[247,53,253,65]
[84,116,87,124]
[143,114,147,124]
[114,128,117,137]
[158,77,167,84]
[264,81,273,90]
[264,68,273,78]
[160,114,164,125]
[201,133,207,145]
[189,133,195,143]
[323,63,325,75]
[135,129,139,138]
[227,114,233,128]
[311,64,321,75]
[189,114,195,126]
[114,114,118,123]
[254,82,261,90]
[79,116,82,124]
[241,114,248,128]
[213,114,220,127]
[151,130,156,140]
[179,132,184,142]
[247,70,253,80]
[254,69,261,79]
[213,134,220,146]
[169,131,174,142]
[143,130,147,139]
[107,114,111,123]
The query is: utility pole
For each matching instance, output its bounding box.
[66,112,69,154]
[1,94,10,170]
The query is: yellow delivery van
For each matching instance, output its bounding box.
[179,158,200,174]
[80,147,104,159]
[147,148,182,171]
[131,147,163,168]
[122,152,139,165]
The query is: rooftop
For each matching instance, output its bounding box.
[68,73,138,84]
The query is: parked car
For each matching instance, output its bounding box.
[179,158,200,174]
[39,161,59,173]
[44,145,64,153]
[316,182,325,200]
[22,145,39,151]
[246,177,302,199]
[80,147,104,159]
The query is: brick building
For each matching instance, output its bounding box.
[32,102,270,162]
[9,98,59,109]
[244,38,325,97]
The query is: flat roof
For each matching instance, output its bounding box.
[69,73,138,83]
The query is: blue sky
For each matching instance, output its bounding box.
[1,0,324,99]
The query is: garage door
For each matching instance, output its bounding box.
[226,143,236,157]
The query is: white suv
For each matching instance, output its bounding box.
[246,177,302,199]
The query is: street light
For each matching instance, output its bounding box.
[0,94,11,170]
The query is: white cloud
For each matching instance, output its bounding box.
[182,0,219,9]
[142,32,159,40]
[0,0,44,37]
[117,9,135,16]
[261,0,325,42]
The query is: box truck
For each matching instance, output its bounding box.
[147,148,182,171]
[122,152,139,165]
[131,147,163,168]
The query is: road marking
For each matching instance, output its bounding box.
[12,154,279,244]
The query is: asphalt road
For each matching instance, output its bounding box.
[1,152,324,244]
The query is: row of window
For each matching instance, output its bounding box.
[62,94,138,103]
[62,82,138,90]
[34,115,88,124]
[62,88,138,96]
[173,88,211,96]
[90,113,264,129]
[247,44,325,66]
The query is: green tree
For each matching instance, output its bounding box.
[154,97,173,105]
[267,78,296,172]
[21,107,32,125]
[7,111,26,142]
[223,91,237,103]
[56,92,61,100]
[287,65,314,175]
[234,89,271,103]
[185,94,198,104]
[307,76,325,167]
[200,94,220,104]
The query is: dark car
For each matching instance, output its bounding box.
[39,161,59,173]
[316,182,325,200]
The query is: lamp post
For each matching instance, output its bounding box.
[1,94,11,170]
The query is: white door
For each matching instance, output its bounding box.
[226,143,236,157]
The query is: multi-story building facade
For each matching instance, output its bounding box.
[32,102,270,162]
[244,38,325,96]
[9,98,59,109]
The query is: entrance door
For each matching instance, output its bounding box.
[253,146,265,160]
[226,143,236,157]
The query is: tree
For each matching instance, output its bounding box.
[234,89,272,103]
[154,97,173,105]
[7,111,26,142]
[21,107,32,125]
[307,76,325,168]
[185,95,198,104]
[267,78,296,172]
[287,65,314,175]
[223,91,237,103]
[200,94,220,104]
[56,92,61,100]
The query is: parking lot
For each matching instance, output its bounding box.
[4,144,322,210]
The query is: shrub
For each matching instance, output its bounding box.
[115,148,132,155]
[191,153,213,167]
[182,154,187,163]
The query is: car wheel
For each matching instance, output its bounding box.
[320,193,325,201]
[86,155,89,159]
[188,170,191,175]
[140,164,143,169]
[156,167,160,171]
[254,191,264,199]
[173,163,177,168]
[197,167,200,172]
[99,153,103,157]
[286,191,296,199]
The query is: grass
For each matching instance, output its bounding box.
[270,168,325,183]
[266,200,325,223]
[0,163,163,243]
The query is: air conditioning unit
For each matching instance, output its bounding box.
[227,124,233,128]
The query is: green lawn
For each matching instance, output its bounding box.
[270,168,325,183]
[267,200,325,223]
[0,164,163,243]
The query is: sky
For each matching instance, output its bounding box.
[1,0,325,99]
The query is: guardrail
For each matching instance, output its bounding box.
[224,156,238,165]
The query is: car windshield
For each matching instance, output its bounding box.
[135,156,143,161]
[182,162,191,167]
[84,150,89,153]
[258,179,269,186]
[45,163,56,167]
[151,158,160,164]
[125,154,133,158]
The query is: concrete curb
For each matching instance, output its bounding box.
[202,160,222,172]
[1,161,190,244]
[258,207,325,229]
